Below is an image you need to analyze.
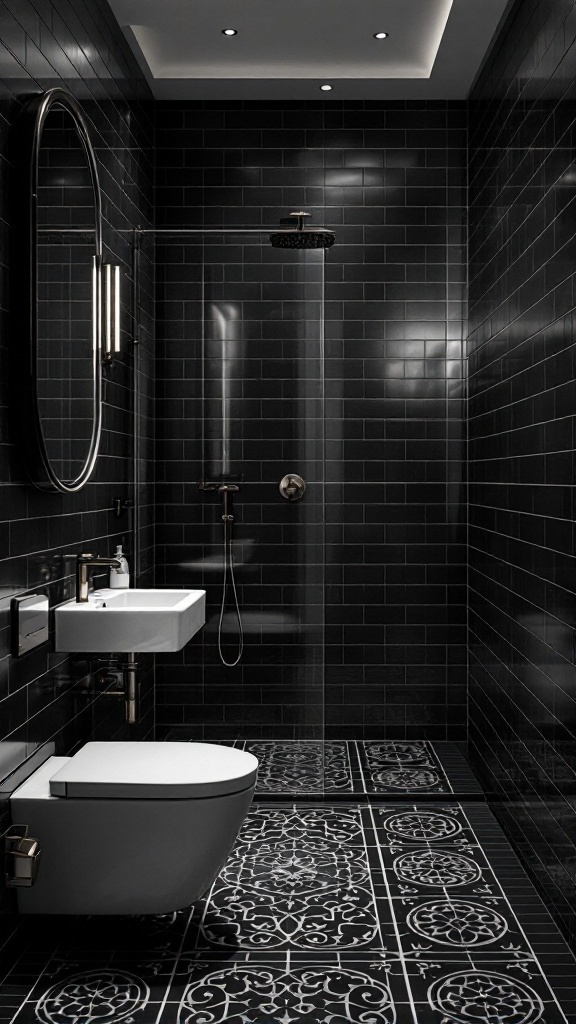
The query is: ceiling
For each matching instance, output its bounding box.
[108,0,512,101]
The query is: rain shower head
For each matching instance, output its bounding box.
[269,212,335,250]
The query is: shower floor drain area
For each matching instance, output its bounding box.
[2,803,574,1024]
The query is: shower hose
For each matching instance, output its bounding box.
[218,511,244,667]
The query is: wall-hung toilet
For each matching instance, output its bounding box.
[10,741,258,915]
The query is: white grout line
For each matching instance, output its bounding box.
[358,802,386,951]
[425,740,454,794]
[341,740,354,793]
[460,804,571,1024]
[7,920,76,1024]
[354,740,368,794]
[153,905,197,1024]
[367,802,419,1024]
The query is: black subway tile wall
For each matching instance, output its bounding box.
[468,0,576,947]
[0,0,155,850]
[154,101,468,740]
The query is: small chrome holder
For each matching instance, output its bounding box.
[11,594,49,657]
[5,826,41,888]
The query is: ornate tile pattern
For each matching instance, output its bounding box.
[359,741,452,794]
[238,805,366,850]
[2,803,574,1024]
[238,739,480,796]
[192,807,384,951]
[244,741,353,793]
[405,898,509,947]
[177,963,397,1024]
[409,959,569,1024]
[35,972,150,1024]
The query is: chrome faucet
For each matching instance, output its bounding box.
[76,553,122,603]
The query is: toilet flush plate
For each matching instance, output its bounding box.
[55,588,206,653]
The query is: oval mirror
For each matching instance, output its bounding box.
[22,88,102,492]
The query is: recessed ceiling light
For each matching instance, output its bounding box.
[222,28,237,35]
[320,84,332,91]
[374,31,388,39]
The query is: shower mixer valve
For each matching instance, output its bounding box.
[218,484,239,522]
[279,474,306,501]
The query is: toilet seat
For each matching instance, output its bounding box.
[48,741,258,800]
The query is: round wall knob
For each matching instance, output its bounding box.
[279,474,306,501]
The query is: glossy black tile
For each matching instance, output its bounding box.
[154,99,467,742]
[0,0,155,846]
[468,0,576,953]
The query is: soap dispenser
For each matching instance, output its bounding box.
[109,544,130,588]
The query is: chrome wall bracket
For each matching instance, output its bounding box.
[5,826,41,888]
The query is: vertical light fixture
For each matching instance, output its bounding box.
[103,263,121,363]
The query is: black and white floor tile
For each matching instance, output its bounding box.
[359,741,451,794]
[2,802,574,1023]
[159,734,482,797]
[189,806,387,951]
[243,740,355,793]
[237,740,482,797]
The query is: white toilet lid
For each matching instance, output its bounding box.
[48,742,258,799]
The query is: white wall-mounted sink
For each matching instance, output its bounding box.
[55,588,206,653]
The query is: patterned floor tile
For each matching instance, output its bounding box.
[3,797,574,1024]
[160,953,411,1024]
[191,805,390,951]
[374,805,478,847]
[358,741,453,795]
[160,736,482,797]
[12,968,154,1024]
[237,804,367,849]
[384,844,493,899]
[405,956,570,1023]
[245,741,353,793]
[395,893,534,958]
[12,1004,164,1024]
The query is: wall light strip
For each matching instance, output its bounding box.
[103,263,121,364]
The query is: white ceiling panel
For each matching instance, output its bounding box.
[108,0,512,99]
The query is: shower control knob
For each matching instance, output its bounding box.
[279,474,306,501]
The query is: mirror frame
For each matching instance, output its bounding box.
[22,87,103,493]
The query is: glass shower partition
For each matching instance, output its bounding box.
[154,229,326,794]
